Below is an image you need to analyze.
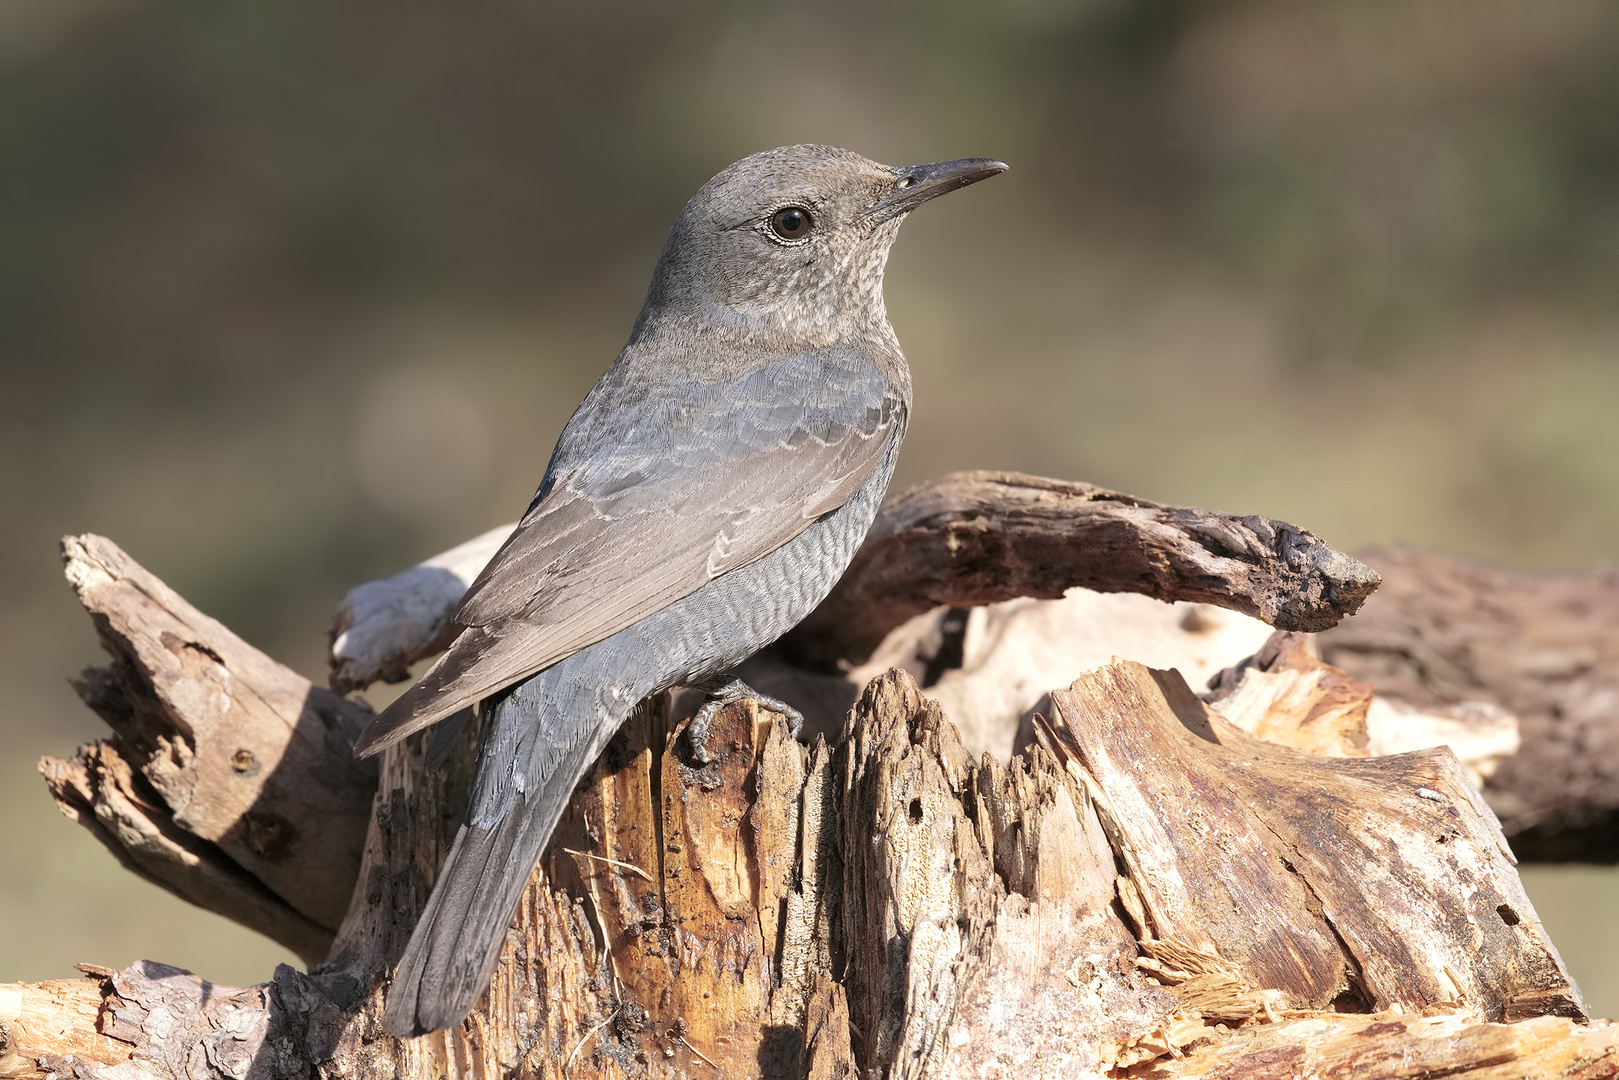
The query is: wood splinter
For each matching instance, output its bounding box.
[14,495,1615,1078]
[9,652,1614,1078]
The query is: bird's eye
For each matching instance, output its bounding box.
[769,206,813,241]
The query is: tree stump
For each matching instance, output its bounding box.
[9,472,1617,1079]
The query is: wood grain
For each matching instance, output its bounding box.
[1319,545,1619,856]
[41,534,378,957]
[778,470,1382,671]
[1049,660,1582,1022]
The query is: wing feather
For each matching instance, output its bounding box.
[354,346,903,757]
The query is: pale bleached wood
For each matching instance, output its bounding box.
[25,532,1614,1080]
[908,591,1277,763]
[1319,545,1619,856]
[328,524,511,694]
[1210,629,1525,787]
[1127,1012,1619,1080]
[1204,630,1374,758]
[42,534,377,953]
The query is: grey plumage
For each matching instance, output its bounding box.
[355,144,1005,1036]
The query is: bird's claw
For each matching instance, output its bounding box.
[682,677,804,764]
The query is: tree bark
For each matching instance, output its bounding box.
[13,645,1614,1078]
[1318,546,1619,858]
[16,472,1619,1078]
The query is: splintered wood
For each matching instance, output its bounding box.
[1050,661,1580,1024]
[13,665,1615,1079]
[40,535,378,963]
[17,529,1619,1078]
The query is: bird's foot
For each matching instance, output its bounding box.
[684,676,804,764]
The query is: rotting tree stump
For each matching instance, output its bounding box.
[8,472,1618,1079]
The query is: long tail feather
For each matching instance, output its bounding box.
[381,710,605,1036]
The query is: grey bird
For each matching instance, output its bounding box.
[352,144,1005,1036]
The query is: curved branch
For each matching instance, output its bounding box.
[778,471,1381,671]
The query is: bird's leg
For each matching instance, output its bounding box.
[683,674,805,763]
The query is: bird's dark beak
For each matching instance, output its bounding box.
[867,158,1008,223]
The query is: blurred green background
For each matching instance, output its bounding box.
[3,0,1617,1013]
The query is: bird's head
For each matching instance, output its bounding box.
[636,144,1006,349]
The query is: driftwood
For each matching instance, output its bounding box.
[1319,546,1619,859]
[326,497,1615,844]
[16,472,1619,1078]
[776,471,1382,672]
[40,536,378,964]
[12,589,1612,1076]
[327,471,1382,693]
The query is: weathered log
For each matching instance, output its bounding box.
[1050,661,1579,1022]
[39,535,379,962]
[24,509,1617,1077]
[779,471,1382,672]
[326,471,1380,693]
[1319,546,1619,857]
[11,657,1612,1078]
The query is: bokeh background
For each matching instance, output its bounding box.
[3,0,1617,1012]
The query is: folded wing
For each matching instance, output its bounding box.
[354,347,903,757]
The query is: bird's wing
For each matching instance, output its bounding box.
[353,347,903,757]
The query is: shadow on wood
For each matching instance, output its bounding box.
[11,651,1613,1077]
[39,536,378,965]
[15,507,1619,1078]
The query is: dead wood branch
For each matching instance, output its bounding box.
[23,498,1619,1078]
[1319,546,1619,857]
[779,471,1382,672]
[328,524,511,694]
[39,744,333,965]
[40,535,379,962]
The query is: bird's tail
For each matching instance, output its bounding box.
[381,683,614,1037]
